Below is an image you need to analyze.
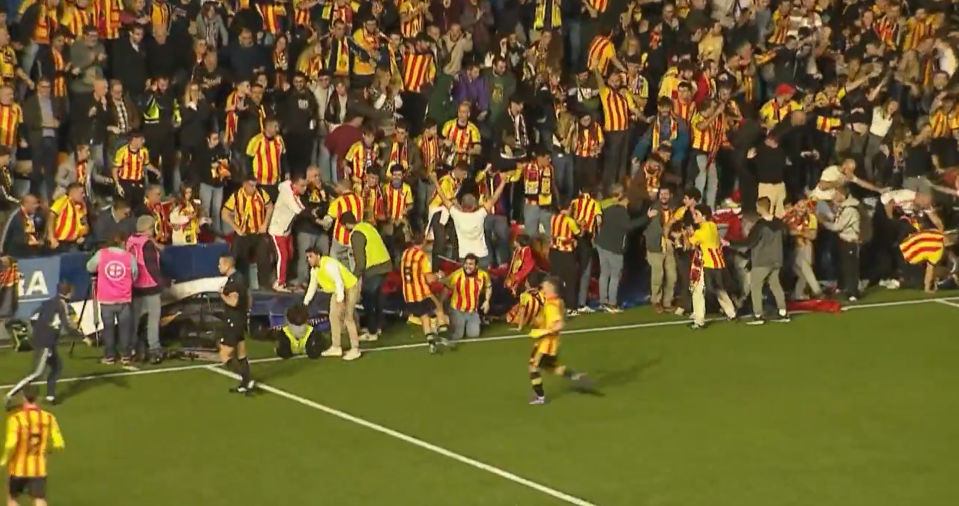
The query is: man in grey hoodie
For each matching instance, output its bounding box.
[822,186,862,301]
[731,197,789,324]
[594,183,647,312]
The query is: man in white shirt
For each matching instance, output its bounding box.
[303,248,362,361]
[431,170,510,268]
[268,175,308,291]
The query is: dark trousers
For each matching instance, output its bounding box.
[117,180,146,213]
[286,130,315,176]
[260,183,279,203]
[602,130,630,190]
[7,347,62,399]
[839,240,861,297]
[31,136,59,201]
[231,233,273,288]
[361,273,386,333]
[573,155,599,195]
[428,212,451,268]
[144,124,176,193]
[400,91,428,136]
[549,248,578,309]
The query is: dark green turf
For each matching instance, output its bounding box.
[1,292,957,506]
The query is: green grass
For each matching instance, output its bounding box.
[3,291,959,506]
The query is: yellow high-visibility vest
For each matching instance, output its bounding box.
[282,325,314,355]
[314,256,358,293]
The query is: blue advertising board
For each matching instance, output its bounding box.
[13,243,230,319]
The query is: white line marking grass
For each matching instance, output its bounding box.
[207,366,601,506]
[3,295,957,392]
[934,298,959,310]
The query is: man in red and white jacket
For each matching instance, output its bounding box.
[268,174,309,291]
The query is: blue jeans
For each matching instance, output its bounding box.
[694,153,719,208]
[553,153,574,199]
[199,183,225,235]
[450,309,481,341]
[485,214,512,266]
[416,179,435,229]
[578,252,592,306]
[295,231,329,284]
[361,273,386,333]
[132,293,162,353]
[20,42,40,82]
[100,302,134,361]
[316,139,333,182]
[597,247,623,305]
[523,203,552,242]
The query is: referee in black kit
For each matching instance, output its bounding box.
[5,284,78,408]
[217,255,256,395]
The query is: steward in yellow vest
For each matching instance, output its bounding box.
[342,212,391,339]
[303,249,363,361]
[275,304,323,359]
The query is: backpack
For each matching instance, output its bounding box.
[857,203,874,244]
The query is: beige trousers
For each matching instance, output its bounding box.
[647,248,677,306]
[329,285,361,350]
[757,182,787,218]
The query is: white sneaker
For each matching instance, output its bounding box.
[343,349,362,361]
[367,331,380,342]
[885,279,900,290]
[321,347,343,357]
[578,305,594,314]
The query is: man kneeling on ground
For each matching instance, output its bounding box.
[275,304,324,359]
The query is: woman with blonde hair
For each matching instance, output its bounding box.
[179,80,213,172]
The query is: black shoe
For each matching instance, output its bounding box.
[428,341,438,355]
[44,396,58,405]
[773,313,791,323]
[746,316,766,326]
[149,353,163,365]
[690,322,705,330]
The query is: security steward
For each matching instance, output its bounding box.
[341,212,391,341]
[142,76,181,193]
[275,303,323,359]
[303,248,362,361]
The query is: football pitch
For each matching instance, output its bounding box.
[2,291,959,506]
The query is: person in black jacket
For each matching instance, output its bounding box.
[195,130,230,235]
[4,194,45,258]
[293,165,331,287]
[179,81,214,177]
[748,124,789,218]
[4,283,77,406]
[70,78,110,174]
[280,72,319,177]
[111,25,149,101]
[142,76,180,193]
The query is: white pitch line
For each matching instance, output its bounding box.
[206,367,601,506]
[934,298,959,310]
[2,295,957,391]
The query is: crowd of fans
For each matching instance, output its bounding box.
[0,0,957,358]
